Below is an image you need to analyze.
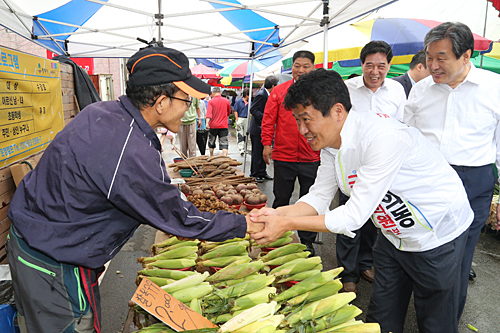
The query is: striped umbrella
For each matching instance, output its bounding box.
[190,64,220,79]
[218,59,267,80]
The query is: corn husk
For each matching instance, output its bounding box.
[138,269,197,280]
[171,284,214,303]
[201,244,248,260]
[161,272,209,293]
[209,275,275,300]
[275,268,343,302]
[207,260,264,282]
[269,257,322,277]
[263,251,310,266]
[285,279,343,308]
[232,287,277,311]
[286,292,356,326]
[145,258,196,269]
[218,301,278,333]
[259,243,307,262]
[307,305,362,332]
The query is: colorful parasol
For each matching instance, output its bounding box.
[218,59,267,80]
[190,64,221,79]
[306,18,494,69]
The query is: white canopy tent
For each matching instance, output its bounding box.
[0,0,398,173]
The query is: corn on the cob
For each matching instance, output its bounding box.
[286,292,356,326]
[139,246,199,263]
[138,269,197,280]
[207,260,264,282]
[285,279,343,307]
[233,314,284,333]
[257,236,293,248]
[218,301,278,333]
[262,251,310,266]
[209,275,275,300]
[259,243,307,262]
[152,236,183,250]
[205,241,250,253]
[161,271,209,293]
[145,258,196,269]
[203,236,249,251]
[317,320,362,332]
[201,244,248,260]
[171,284,214,303]
[309,305,362,332]
[270,257,322,277]
[136,275,175,287]
[190,298,203,316]
[135,322,176,332]
[232,287,277,311]
[198,255,251,268]
[213,273,263,288]
[277,269,322,283]
[212,310,245,324]
[320,321,380,332]
[157,240,201,254]
[275,268,343,302]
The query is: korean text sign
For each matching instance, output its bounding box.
[0,46,64,166]
[132,277,217,331]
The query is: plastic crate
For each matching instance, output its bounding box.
[0,304,19,333]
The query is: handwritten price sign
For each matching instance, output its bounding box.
[132,277,217,331]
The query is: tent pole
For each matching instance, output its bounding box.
[243,43,256,175]
[481,0,489,68]
[322,0,329,69]
[157,0,163,45]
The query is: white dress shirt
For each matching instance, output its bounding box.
[404,63,500,169]
[298,111,473,252]
[345,75,407,121]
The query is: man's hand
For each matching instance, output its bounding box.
[249,214,289,245]
[197,118,202,129]
[246,213,264,234]
[206,118,211,130]
[263,145,273,165]
[249,207,279,219]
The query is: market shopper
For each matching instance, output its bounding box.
[249,75,278,182]
[404,21,500,320]
[250,69,473,333]
[261,50,320,255]
[207,86,232,156]
[178,96,201,157]
[234,88,250,155]
[6,47,260,333]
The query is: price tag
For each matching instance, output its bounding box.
[131,277,217,331]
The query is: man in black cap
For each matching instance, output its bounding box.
[6,47,260,333]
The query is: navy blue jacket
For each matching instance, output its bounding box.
[249,89,268,136]
[8,96,246,269]
[391,72,412,98]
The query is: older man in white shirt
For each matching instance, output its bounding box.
[404,22,500,320]
[339,41,407,293]
[250,69,473,333]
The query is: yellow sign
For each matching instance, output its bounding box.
[0,46,64,167]
[132,277,217,331]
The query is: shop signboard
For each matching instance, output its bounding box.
[0,46,64,167]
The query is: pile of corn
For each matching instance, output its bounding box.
[133,235,381,333]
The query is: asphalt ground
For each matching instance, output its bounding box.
[100,129,500,333]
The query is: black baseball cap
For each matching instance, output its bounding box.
[126,47,211,99]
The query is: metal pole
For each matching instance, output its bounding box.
[481,0,489,68]
[157,0,162,45]
[322,0,329,69]
[242,55,255,175]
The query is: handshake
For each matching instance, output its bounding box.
[245,207,287,246]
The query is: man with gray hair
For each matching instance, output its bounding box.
[405,21,500,320]
[392,49,430,97]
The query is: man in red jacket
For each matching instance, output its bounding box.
[261,50,320,255]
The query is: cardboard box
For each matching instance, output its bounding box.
[10,163,32,188]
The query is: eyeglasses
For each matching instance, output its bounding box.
[150,95,193,107]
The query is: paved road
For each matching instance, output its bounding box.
[100,130,500,332]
